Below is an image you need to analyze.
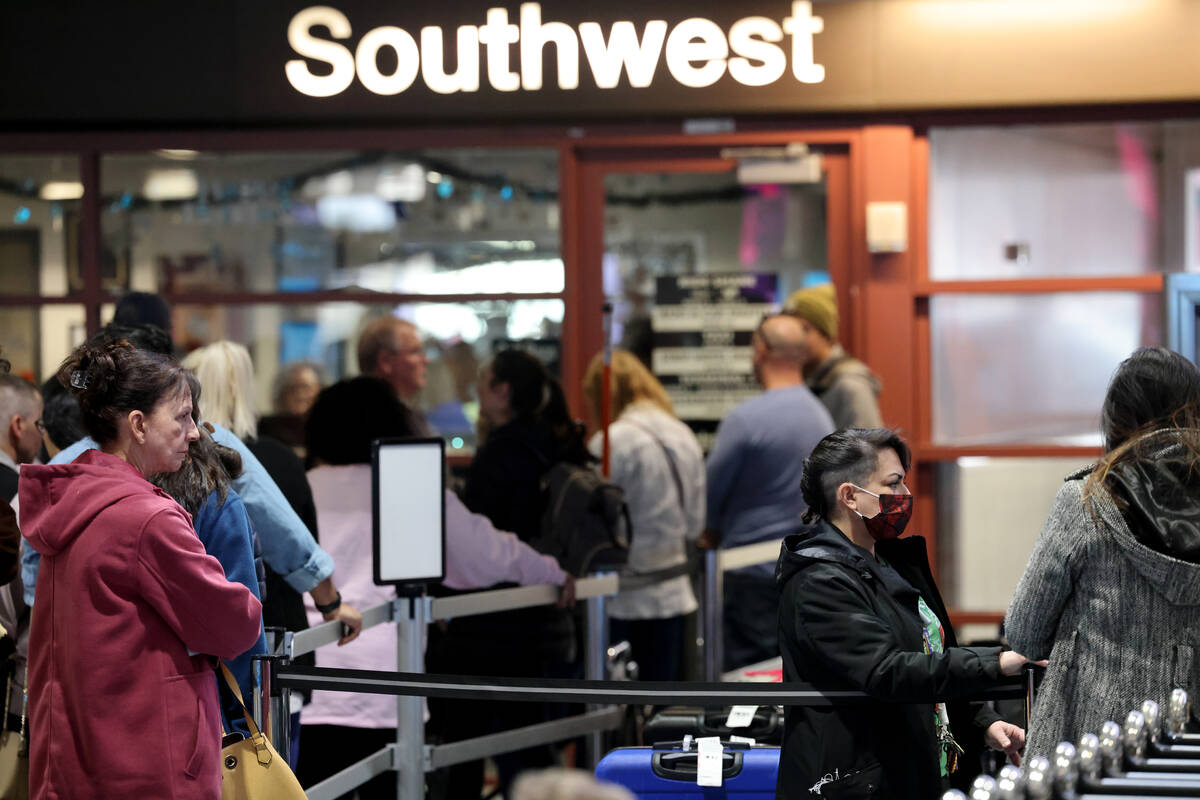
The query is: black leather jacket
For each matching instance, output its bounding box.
[775,521,1005,799]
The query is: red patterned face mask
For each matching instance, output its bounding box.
[851,485,913,541]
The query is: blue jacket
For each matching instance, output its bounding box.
[24,423,333,605]
[193,489,269,735]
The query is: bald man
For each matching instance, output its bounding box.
[704,314,834,670]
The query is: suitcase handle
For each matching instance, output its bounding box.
[700,710,779,737]
[651,751,744,781]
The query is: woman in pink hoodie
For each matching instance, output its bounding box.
[18,335,262,800]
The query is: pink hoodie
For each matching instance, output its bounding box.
[19,449,262,800]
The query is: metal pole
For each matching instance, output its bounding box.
[252,655,293,764]
[584,585,608,768]
[703,549,723,681]
[396,595,426,800]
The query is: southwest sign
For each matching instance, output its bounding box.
[285,2,826,96]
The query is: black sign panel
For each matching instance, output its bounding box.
[0,0,844,128]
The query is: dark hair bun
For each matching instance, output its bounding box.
[59,339,131,414]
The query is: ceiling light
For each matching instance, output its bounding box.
[425,171,443,184]
[143,168,199,201]
[153,149,200,161]
[376,163,426,202]
[324,170,354,196]
[39,181,84,201]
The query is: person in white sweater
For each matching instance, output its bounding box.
[583,350,705,681]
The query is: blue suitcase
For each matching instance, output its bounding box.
[595,740,779,798]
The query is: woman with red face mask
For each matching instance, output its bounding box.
[774,428,1040,800]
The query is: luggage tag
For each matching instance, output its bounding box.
[730,735,756,745]
[725,705,759,728]
[696,736,724,787]
[681,734,693,752]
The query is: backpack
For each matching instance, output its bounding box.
[533,461,633,576]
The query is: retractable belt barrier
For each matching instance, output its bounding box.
[276,667,1025,706]
[254,539,991,800]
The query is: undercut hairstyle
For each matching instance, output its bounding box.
[305,376,418,466]
[57,334,190,446]
[799,428,912,523]
[755,314,807,364]
[40,376,85,451]
[356,317,416,375]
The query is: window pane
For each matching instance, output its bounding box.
[930,124,1163,279]
[602,168,829,441]
[0,155,82,296]
[931,292,1161,445]
[0,305,86,383]
[101,149,562,296]
[173,299,564,453]
[937,457,1092,628]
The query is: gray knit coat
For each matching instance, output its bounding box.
[1005,468,1200,761]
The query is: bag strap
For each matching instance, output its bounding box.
[218,661,273,766]
[623,419,687,512]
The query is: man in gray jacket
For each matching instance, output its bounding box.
[784,283,884,430]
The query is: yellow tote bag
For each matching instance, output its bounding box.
[218,662,307,800]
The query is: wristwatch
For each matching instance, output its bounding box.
[315,591,342,615]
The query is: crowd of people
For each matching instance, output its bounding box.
[0,283,1196,800]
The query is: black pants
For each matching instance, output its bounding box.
[723,571,780,672]
[425,614,577,800]
[297,725,397,800]
[609,614,687,682]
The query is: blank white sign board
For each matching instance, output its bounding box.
[373,438,445,586]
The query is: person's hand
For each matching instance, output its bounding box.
[326,602,363,646]
[697,529,719,550]
[998,650,1048,676]
[985,720,1026,766]
[557,575,577,608]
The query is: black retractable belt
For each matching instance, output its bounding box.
[275,666,1025,706]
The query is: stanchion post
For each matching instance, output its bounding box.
[396,595,427,800]
[584,583,608,768]
[703,549,722,681]
[252,655,293,764]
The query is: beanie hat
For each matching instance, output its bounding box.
[784,283,838,341]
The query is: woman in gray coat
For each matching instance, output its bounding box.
[1006,347,1200,761]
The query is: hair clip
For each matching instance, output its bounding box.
[69,370,90,390]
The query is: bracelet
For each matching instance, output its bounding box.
[315,591,342,615]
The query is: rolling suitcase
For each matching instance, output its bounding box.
[596,740,778,798]
[643,706,784,746]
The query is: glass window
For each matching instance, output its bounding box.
[930,292,1161,445]
[930,123,1164,279]
[0,305,87,383]
[602,168,829,443]
[100,149,562,296]
[937,457,1092,623]
[0,155,82,296]
[172,299,563,454]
